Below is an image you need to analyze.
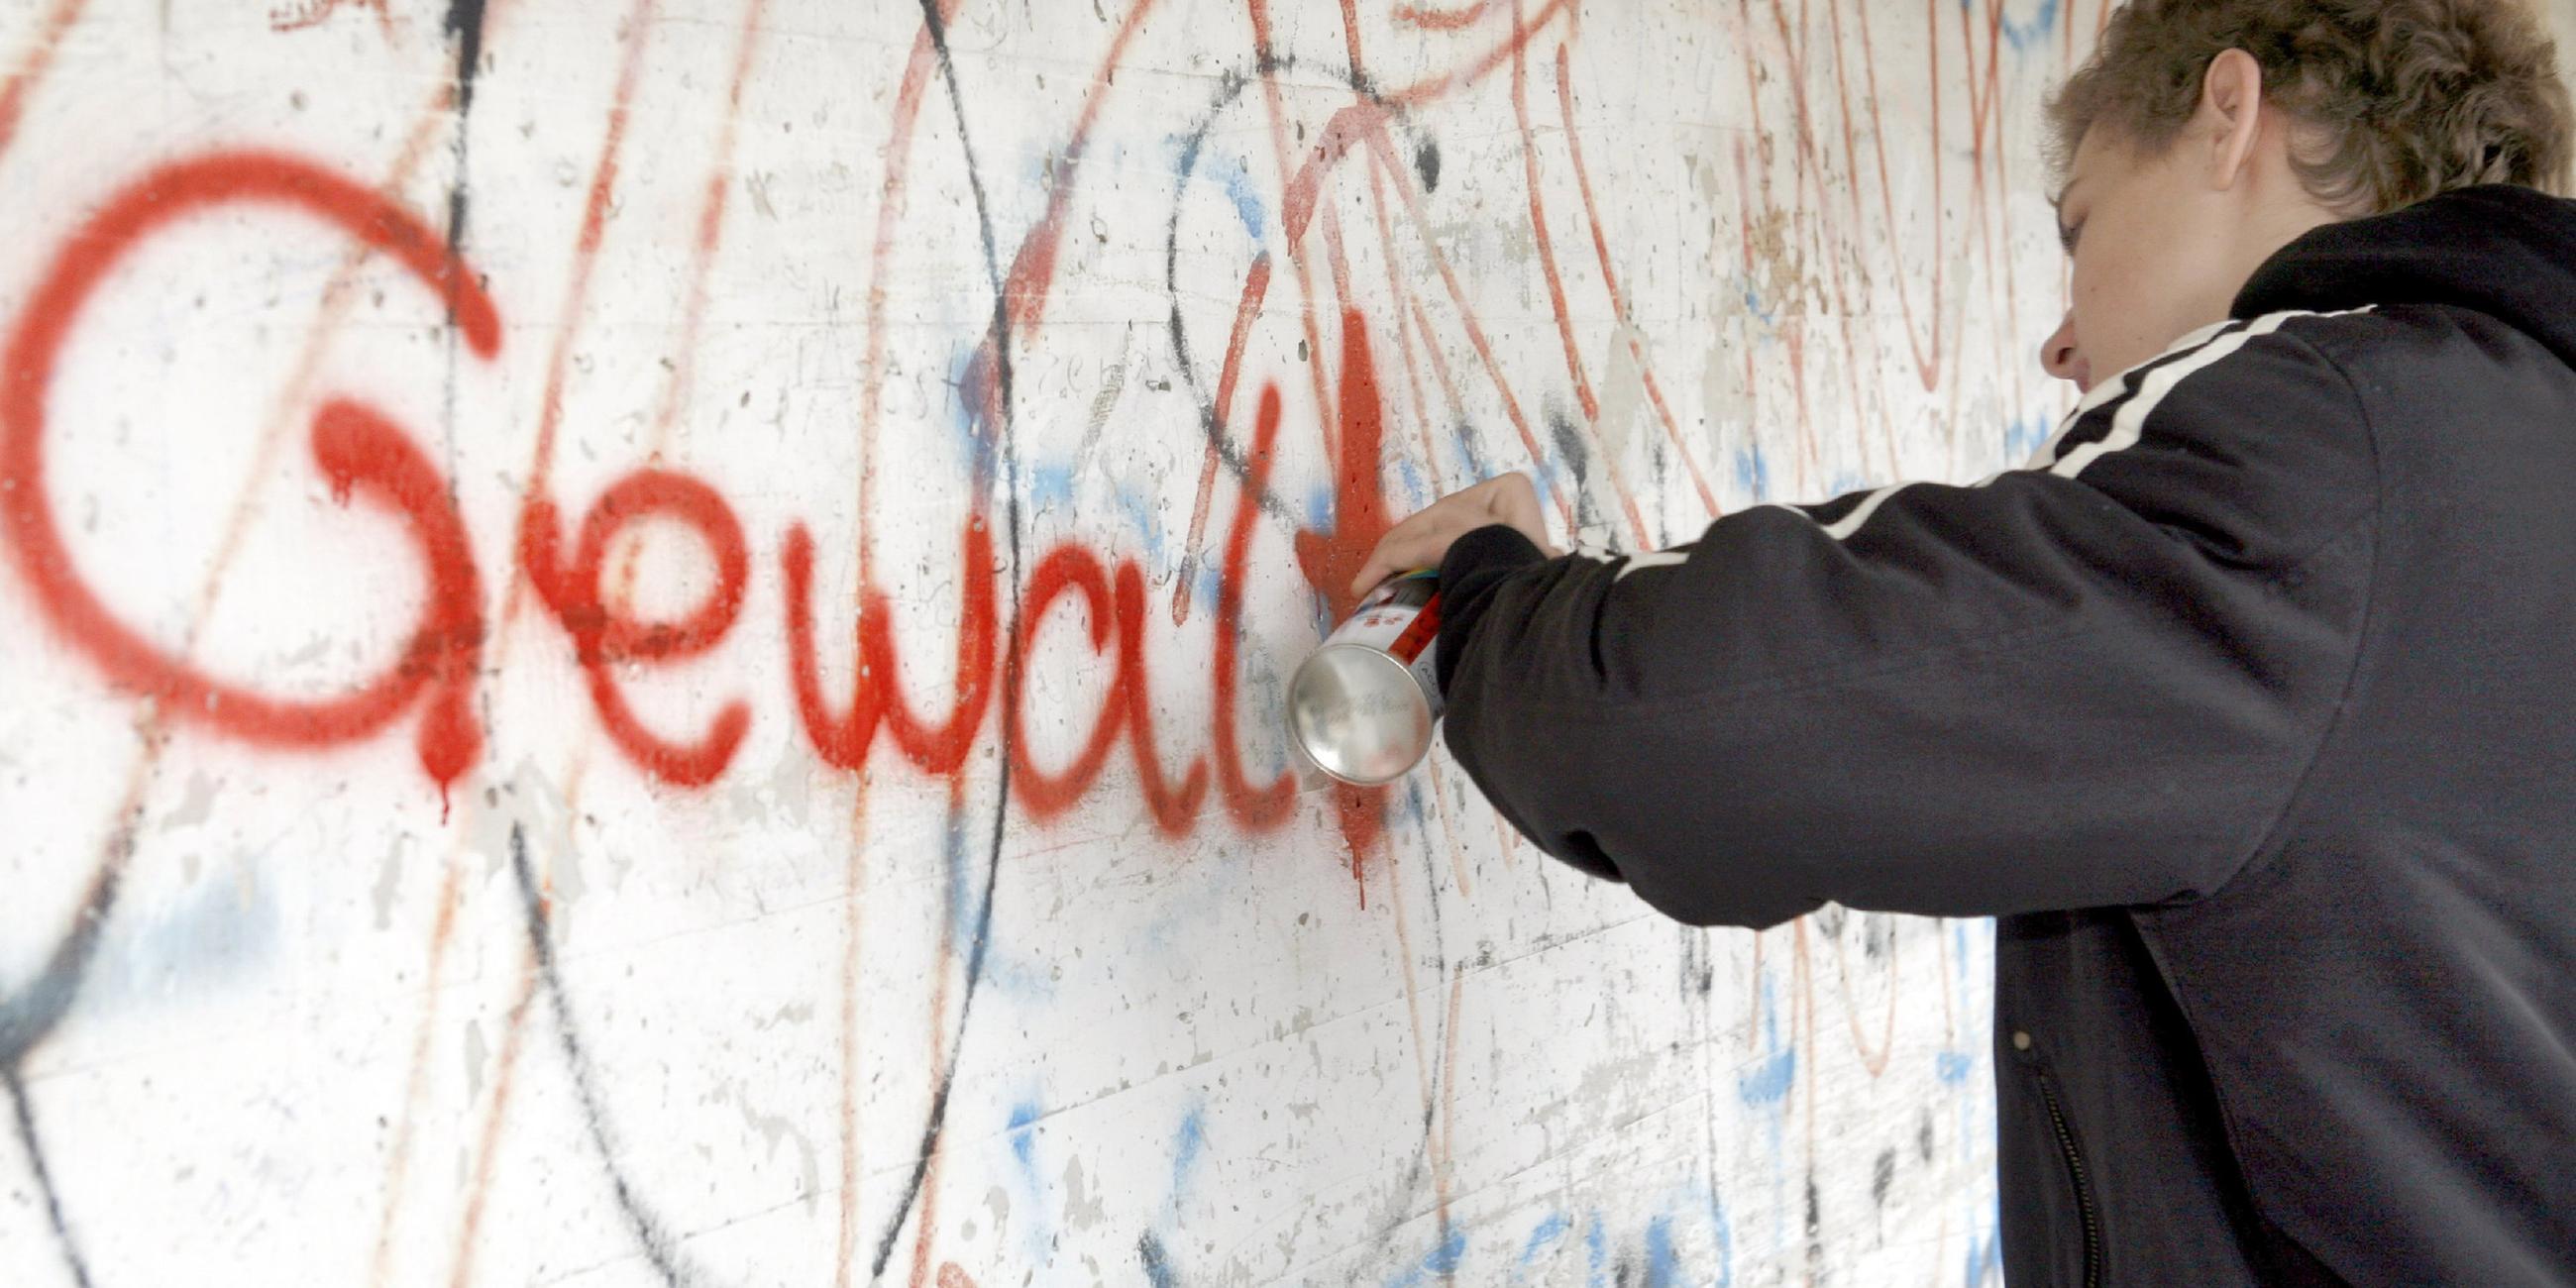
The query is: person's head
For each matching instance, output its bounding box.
[2038,0,2572,391]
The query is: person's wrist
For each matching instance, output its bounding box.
[1439,523,1548,584]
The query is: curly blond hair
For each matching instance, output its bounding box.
[2048,0,2573,213]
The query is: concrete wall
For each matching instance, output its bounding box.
[0,0,2220,1283]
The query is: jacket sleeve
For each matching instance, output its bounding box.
[1433,313,2381,929]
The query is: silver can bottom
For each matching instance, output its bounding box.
[1287,642,1437,786]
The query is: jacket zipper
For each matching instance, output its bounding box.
[2034,1069,2103,1288]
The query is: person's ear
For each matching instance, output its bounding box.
[2200,49,2267,190]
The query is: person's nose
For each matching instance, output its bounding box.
[2041,310,2088,389]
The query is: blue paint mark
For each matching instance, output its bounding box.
[1029,460,1078,514]
[1400,779,1431,832]
[1430,1230,1468,1274]
[1172,127,1209,182]
[1734,446,1771,502]
[1950,917,2006,1288]
[1585,1214,1610,1288]
[1520,1213,1572,1265]
[1195,562,1224,614]
[1938,1049,1975,1085]
[1739,1044,1796,1106]
[948,345,1003,484]
[1008,1101,1042,1171]
[1644,1215,1679,1288]
[1530,456,1571,518]
[2000,0,2060,52]
[1966,1186,2005,1286]
[1004,1097,1053,1261]
[1307,483,1338,532]
[1028,459,1177,575]
[1703,1182,1736,1288]
[1747,971,1795,1251]
[1219,160,1268,242]
[1384,1230,1471,1288]
[1171,1106,1207,1199]
[1449,420,1493,481]
[945,804,975,951]
[1739,974,1797,1110]
[1140,1233,1179,1288]
[1112,482,1175,575]
[1394,453,1431,508]
[2002,412,2054,466]
[102,858,279,1006]
[1169,133,1269,245]
[976,956,1055,998]
[949,803,1053,999]
[1740,283,1778,327]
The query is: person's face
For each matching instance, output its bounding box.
[2038,50,2341,394]
[2038,127,2250,393]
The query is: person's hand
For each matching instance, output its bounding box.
[1348,473,1559,599]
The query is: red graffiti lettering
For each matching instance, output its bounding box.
[519,469,751,787]
[0,150,498,791]
[1010,546,1124,816]
[0,152,1417,848]
[1106,559,1211,833]
[1211,384,1300,832]
[782,517,997,781]
[874,520,998,778]
[1009,545,1209,835]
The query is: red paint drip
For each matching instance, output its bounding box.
[1175,253,1275,627]
[1288,311,1402,895]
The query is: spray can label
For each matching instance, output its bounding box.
[1330,571,1444,712]
[1286,571,1447,786]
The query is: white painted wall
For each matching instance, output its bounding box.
[0,0,2335,1283]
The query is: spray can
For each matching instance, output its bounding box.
[1287,571,1443,786]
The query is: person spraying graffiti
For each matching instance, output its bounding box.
[1351,1,2576,1284]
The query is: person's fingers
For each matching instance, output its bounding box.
[1345,474,1554,598]
[1348,527,1443,598]
[1486,473,1560,554]
[1350,509,1469,596]
[1494,473,1543,536]
[1348,496,1451,594]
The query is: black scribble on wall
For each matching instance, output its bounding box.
[1546,405,1605,534]
[508,823,695,1286]
[0,812,133,1287]
[6,1069,95,1288]
[868,0,1027,1280]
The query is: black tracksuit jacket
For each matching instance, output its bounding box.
[1435,184,2576,1286]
